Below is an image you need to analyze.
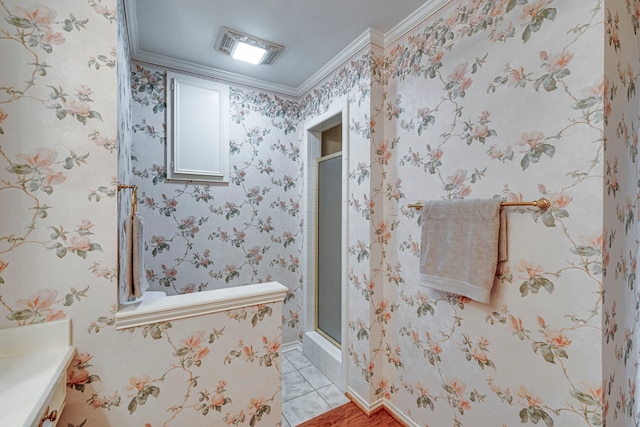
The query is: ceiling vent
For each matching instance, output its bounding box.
[215,27,284,65]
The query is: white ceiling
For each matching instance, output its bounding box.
[124,0,446,96]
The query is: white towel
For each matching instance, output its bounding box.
[419,198,505,304]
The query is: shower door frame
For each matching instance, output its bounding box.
[303,102,349,391]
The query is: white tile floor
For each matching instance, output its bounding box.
[282,348,349,426]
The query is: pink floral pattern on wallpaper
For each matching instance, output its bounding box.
[603,0,640,426]
[309,0,625,426]
[3,0,639,426]
[1,0,284,426]
[385,2,606,425]
[76,304,282,426]
[129,50,378,346]
[0,0,118,326]
[347,0,634,425]
[130,65,305,342]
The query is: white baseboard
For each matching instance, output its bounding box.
[287,344,418,426]
[383,399,420,427]
[346,386,419,427]
[281,340,303,354]
[346,387,384,413]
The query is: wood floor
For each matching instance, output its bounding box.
[297,401,404,427]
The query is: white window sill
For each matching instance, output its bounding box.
[116,282,289,329]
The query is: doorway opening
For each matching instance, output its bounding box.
[303,103,348,391]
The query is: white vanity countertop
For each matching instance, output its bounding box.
[0,346,75,427]
[0,319,74,427]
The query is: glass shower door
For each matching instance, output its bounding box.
[316,152,342,346]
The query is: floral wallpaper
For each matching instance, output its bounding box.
[300,0,626,426]
[130,65,305,343]
[364,0,609,425]
[129,50,379,402]
[603,0,640,425]
[68,304,284,427]
[301,45,380,402]
[0,0,118,328]
[133,1,636,425]
[0,0,284,426]
[2,0,638,426]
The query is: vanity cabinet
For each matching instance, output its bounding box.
[0,320,74,427]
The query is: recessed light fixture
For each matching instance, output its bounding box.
[231,41,266,64]
[215,27,284,65]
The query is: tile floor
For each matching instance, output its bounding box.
[282,348,349,426]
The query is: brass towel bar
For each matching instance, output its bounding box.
[117,183,138,215]
[407,198,551,211]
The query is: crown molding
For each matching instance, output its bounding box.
[370,28,386,48]
[123,0,140,58]
[132,48,299,96]
[124,0,452,98]
[297,28,378,96]
[297,0,450,95]
[385,0,451,47]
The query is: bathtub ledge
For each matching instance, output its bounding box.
[116,282,288,329]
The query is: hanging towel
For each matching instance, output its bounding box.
[499,204,507,262]
[124,213,148,301]
[419,198,506,304]
[123,214,134,300]
[130,212,148,299]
